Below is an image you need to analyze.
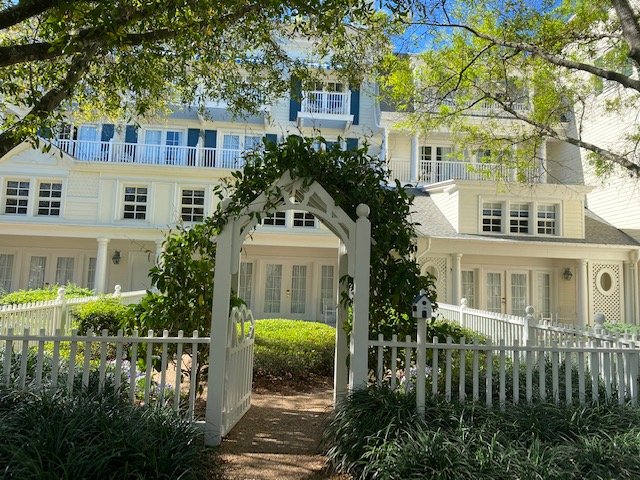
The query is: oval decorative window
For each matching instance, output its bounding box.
[595,269,616,296]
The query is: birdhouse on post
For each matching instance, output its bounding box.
[412,289,432,319]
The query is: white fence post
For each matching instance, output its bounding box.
[416,315,427,417]
[56,287,67,333]
[523,306,534,345]
[113,284,122,300]
[460,298,468,329]
[593,312,605,335]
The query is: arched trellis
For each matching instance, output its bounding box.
[204,171,372,446]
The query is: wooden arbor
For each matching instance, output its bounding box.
[204,171,372,446]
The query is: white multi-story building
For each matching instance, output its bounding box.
[1,42,638,326]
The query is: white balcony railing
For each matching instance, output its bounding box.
[300,91,351,116]
[387,160,542,184]
[51,139,247,169]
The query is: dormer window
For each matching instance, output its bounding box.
[509,204,529,234]
[482,202,502,232]
[481,201,559,236]
[537,204,557,235]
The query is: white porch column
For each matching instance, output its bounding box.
[334,245,349,403]
[205,218,234,446]
[576,259,589,328]
[631,250,640,324]
[537,140,547,183]
[451,253,462,304]
[410,134,419,183]
[94,237,110,294]
[349,204,371,390]
[381,128,389,163]
[624,261,633,323]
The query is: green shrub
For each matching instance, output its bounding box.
[603,322,640,335]
[0,284,94,305]
[428,317,486,343]
[253,319,335,381]
[325,385,640,480]
[0,387,216,479]
[72,298,133,334]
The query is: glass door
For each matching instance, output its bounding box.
[77,125,99,160]
[509,272,528,316]
[486,272,503,313]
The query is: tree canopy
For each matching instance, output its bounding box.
[0,0,385,157]
[381,0,640,178]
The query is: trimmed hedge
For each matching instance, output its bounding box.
[0,284,94,305]
[253,319,335,381]
[325,386,640,480]
[72,298,133,334]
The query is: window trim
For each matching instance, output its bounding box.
[3,178,32,216]
[478,199,561,237]
[179,187,207,223]
[120,183,149,221]
[36,180,63,217]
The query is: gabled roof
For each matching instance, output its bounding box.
[408,189,640,247]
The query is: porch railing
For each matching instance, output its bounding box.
[51,139,247,169]
[386,160,542,184]
[300,90,351,116]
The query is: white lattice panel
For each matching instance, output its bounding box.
[590,262,623,323]
[423,256,448,303]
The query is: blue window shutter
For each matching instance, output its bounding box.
[346,138,358,151]
[187,128,200,147]
[350,89,360,125]
[289,76,302,122]
[37,126,52,139]
[101,124,115,142]
[264,133,278,146]
[204,130,217,148]
[124,125,138,143]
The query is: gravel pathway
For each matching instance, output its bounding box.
[218,384,348,480]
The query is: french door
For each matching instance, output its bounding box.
[485,271,529,316]
[263,263,311,319]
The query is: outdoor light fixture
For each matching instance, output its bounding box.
[112,250,121,265]
[562,267,573,281]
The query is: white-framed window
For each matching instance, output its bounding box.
[220,133,263,167]
[537,204,557,235]
[123,186,148,220]
[28,256,47,289]
[4,180,30,215]
[290,265,307,314]
[482,202,503,233]
[264,264,282,314]
[143,129,185,164]
[55,257,74,285]
[510,272,528,316]
[262,211,286,227]
[87,257,97,291]
[320,265,335,320]
[461,270,475,308]
[37,182,62,216]
[486,272,502,313]
[0,254,14,293]
[509,203,530,234]
[419,146,455,181]
[238,262,253,308]
[537,272,552,318]
[293,212,316,228]
[181,189,205,222]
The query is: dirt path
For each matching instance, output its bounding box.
[218,384,348,480]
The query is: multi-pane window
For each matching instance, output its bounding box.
[37,182,62,216]
[320,265,335,322]
[181,189,205,222]
[537,204,557,235]
[55,257,74,285]
[238,262,253,308]
[509,203,530,234]
[482,202,502,232]
[537,272,552,319]
[262,211,286,227]
[5,180,29,215]
[290,265,307,314]
[293,212,316,228]
[264,264,282,314]
[486,272,502,313]
[87,257,97,291]
[510,273,528,316]
[28,256,46,289]
[123,186,147,220]
[0,254,14,293]
[419,146,454,182]
[461,270,475,308]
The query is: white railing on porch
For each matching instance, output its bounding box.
[301,91,351,116]
[51,139,246,169]
[437,300,640,348]
[0,286,146,336]
[0,328,209,420]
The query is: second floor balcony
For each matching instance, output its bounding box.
[52,139,249,169]
[295,90,356,129]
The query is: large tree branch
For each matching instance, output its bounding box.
[0,50,93,158]
[611,0,640,67]
[0,0,60,30]
[481,91,640,177]
[410,20,640,93]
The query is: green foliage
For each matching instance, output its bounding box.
[325,385,640,479]
[72,298,133,335]
[428,318,485,343]
[0,387,215,479]
[382,0,640,177]
[602,322,640,335]
[0,284,94,305]
[253,319,335,381]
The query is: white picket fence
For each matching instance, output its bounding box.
[437,300,640,348]
[0,286,146,335]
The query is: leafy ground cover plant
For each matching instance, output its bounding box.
[0,284,94,305]
[253,319,335,383]
[0,386,220,479]
[325,385,640,480]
